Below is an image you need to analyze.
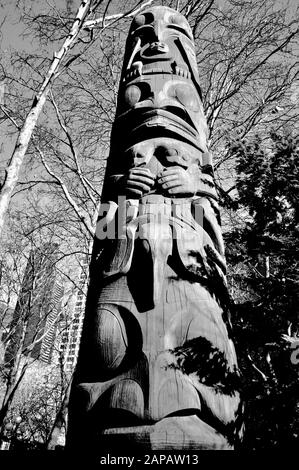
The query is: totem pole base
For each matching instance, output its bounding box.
[100,416,232,451]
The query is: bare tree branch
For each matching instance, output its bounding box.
[37,145,95,237]
[83,0,154,29]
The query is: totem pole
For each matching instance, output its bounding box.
[67,6,243,451]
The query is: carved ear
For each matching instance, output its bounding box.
[108,380,145,420]
[151,351,202,421]
[119,82,152,113]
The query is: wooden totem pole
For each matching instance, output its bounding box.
[67,6,243,451]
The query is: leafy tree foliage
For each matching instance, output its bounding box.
[226,130,299,448]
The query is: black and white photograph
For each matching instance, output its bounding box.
[0,0,298,461]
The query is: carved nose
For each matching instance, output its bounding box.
[149,42,169,54]
[152,21,163,42]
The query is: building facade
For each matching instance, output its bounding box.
[4,243,64,366]
[59,254,89,372]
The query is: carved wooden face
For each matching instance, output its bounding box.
[112,6,208,155]
[125,6,196,76]
[123,137,204,176]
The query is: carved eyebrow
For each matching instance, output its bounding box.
[167,24,193,41]
[130,24,155,38]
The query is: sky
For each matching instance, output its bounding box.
[0,0,298,188]
[1,0,298,73]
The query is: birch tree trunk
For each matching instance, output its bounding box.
[46,378,72,450]
[0,0,93,237]
[0,315,29,431]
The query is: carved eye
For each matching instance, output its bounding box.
[132,12,154,29]
[155,146,179,158]
[133,14,146,28]
[164,147,178,156]
[124,85,141,107]
[169,14,184,26]
[168,14,192,40]
[170,84,200,112]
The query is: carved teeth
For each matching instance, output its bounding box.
[124,62,191,81]
[132,61,143,76]
[124,61,143,82]
[143,66,171,74]
[175,66,190,79]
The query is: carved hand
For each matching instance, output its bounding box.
[123,167,156,198]
[157,166,198,197]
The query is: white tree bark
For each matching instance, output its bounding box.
[83,0,154,29]
[37,146,96,237]
[0,0,156,238]
[0,0,93,237]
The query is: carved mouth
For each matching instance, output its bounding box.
[139,108,196,134]
[173,66,191,79]
[124,62,191,82]
[116,107,206,151]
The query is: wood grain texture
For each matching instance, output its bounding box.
[67,6,243,452]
